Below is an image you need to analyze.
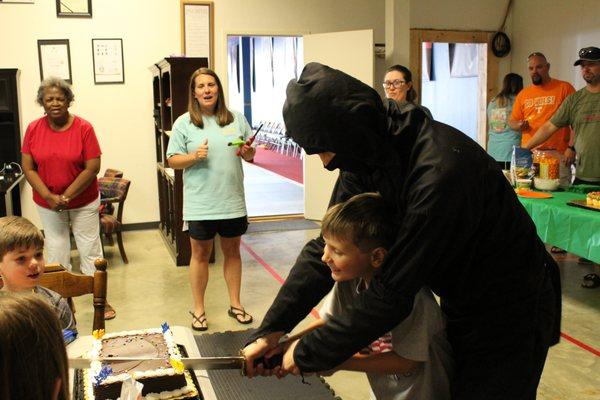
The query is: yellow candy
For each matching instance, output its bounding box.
[92,329,105,339]
[169,358,184,373]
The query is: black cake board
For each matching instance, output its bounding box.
[194,329,338,400]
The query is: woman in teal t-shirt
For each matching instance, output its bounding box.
[167,68,255,331]
[487,73,523,170]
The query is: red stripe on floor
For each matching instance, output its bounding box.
[241,240,320,319]
[560,332,600,357]
[242,241,599,357]
[253,147,303,184]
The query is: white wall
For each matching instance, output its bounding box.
[410,0,510,31]
[0,0,385,226]
[511,0,600,91]
[0,1,180,226]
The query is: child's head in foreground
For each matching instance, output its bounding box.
[321,193,395,283]
[0,291,69,400]
[0,216,45,291]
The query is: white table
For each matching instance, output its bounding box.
[67,326,219,399]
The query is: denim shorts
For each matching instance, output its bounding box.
[188,216,248,240]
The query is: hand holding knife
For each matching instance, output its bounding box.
[228,123,263,157]
[243,319,325,377]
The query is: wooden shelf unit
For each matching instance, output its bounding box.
[0,69,23,217]
[150,57,208,266]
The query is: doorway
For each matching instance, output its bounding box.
[226,29,374,222]
[420,42,487,142]
[410,29,500,148]
[227,35,304,219]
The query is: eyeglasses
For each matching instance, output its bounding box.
[382,80,406,89]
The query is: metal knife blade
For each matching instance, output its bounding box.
[68,356,246,371]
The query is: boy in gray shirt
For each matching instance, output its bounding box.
[317,193,453,399]
[0,216,77,336]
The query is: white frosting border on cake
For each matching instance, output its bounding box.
[84,327,196,399]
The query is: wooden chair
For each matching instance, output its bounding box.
[103,168,124,178]
[99,168,124,224]
[39,259,108,333]
[99,177,131,263]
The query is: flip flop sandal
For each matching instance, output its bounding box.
[581,273,600,289]
[550,246,567,254]
[104,303,116,320]
[578,257,594,265]
[189,311,208,331]
[228,306,253,324]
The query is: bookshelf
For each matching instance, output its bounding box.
[0,69,23,217]
[150,57,208,266]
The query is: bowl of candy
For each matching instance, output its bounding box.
[534,177,560,191]
[516,179,532,190]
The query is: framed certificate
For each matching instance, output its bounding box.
[92,38,125,84]
[56,0,91,17]
[180,1,213,66]
[37,39,72,83]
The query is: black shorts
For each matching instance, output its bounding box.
[188,216,248,240]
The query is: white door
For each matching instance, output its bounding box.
[302,29,374,220]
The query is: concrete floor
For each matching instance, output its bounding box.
[243,158,303,217]
[71,228,600,399]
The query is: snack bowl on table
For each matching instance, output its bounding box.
[515,179,532,190]
[502,169,513,185]
[533,177,560,191]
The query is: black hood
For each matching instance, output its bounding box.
[283,63,391,167]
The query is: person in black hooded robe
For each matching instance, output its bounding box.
[243,63,561,400]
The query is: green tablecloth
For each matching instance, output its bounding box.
[518,191,600,263]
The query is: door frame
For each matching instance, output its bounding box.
[409,29,500,148]
[225,32,306,220]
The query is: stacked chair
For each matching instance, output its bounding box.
[98,169,131,264]
[253,120,302,159]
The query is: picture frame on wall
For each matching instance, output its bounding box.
[37,39,72,83]
[92,38,125,84]
[56,0,92,18]
[180,0,214,67]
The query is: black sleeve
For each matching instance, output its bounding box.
[294,166,482,371]
[248,172,371,342]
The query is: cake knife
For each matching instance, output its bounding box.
[70,320,325,373]
[68,355,247,372]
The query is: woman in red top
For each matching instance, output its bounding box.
[21,77,115,319]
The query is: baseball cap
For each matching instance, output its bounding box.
[574,47,600,66]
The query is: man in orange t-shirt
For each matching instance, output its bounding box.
[510,52,576,158]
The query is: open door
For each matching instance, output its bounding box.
[302,29,374,220]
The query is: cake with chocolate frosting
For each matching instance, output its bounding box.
[83,327,197,400]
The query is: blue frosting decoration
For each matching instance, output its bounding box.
[62,329,77,344]
[161,322,170,333]
[93,365,113,386]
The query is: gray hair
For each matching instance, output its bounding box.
[36,77,74,106]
